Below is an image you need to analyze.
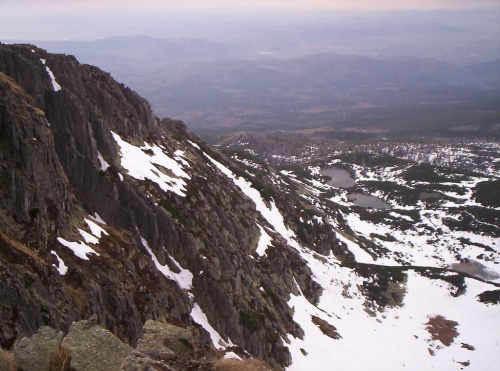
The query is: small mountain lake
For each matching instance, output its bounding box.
[320,168,355,188]
[347,193,392,210]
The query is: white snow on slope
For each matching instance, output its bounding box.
[40,58,61,91]
[330,223,375,264]
[57,237,99,260]
[212,151,500,369]
[204,153,299,249]
[191,303,235,349]
[187,140,200,150]
[207,143,500,369]
[141,237,192,290]
[280,229,500,371]
[97,151,110,171]
[77,218,108,245]
[287,265,500,370]
[112,132,190,197]
[89,213,107,225]
[51,251,68,275]
[256,225,273,257]
[85,218,108,238]
[78,229,99,245]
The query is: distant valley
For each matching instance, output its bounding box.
[23,38,499,144]
[14,9,499,144]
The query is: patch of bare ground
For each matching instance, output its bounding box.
[0,348,16,371]
[213,358,272,371]
[426,315,459,347]
[311,315,342,340]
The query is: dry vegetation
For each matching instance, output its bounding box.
[48,345,71,371]
[63,283,87,313]
[0,230,47,265]
[213,358,273,371]
[0,348,16,371]
[426,315,459,347]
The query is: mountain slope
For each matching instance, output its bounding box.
[0,44,498,370]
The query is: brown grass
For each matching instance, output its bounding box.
[0,230,46,265]
[64,283,87,313]
[213,358,272,371]
[48,344,71,371]
[0,348,17,371]
[426,315,459,347]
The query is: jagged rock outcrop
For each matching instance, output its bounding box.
[11,318,217,371]
[0,71,81,347]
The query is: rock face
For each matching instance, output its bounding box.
[0,44,345,368]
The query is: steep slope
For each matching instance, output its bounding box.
[0,44,341,368]
[0,44,498,370]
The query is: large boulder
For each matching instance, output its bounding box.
[13,326,64,371]
[61,317,133,371]
[142,320,195,360]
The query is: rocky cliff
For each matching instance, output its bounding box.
[0,43,345,369]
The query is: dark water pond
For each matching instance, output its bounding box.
[320,168,355,188]
[347,193,392,210]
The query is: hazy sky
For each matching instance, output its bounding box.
[2,0,500,17]
[1,0,499,41]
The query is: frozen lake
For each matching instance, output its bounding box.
[320,168,355,188]
[347,193,392,210]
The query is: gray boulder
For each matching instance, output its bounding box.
[61,318,133,371]
[13,326,64,371]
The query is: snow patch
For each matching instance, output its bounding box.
[89,213,107,225]
[223,352,242,360]
[40,58,61,91]
[57,237,99,260]
[97,151,110,171]
[141,237,192,290]
[78,229,99,245]
[204,153,300,249]
[190,303,234,349]
[85,218,108,238]
[256,224,273,257]
[188,140,200,150]
[112,132,189,197]
[51,251,68,275]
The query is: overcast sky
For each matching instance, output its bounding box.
[2,0,500,16]
[1,0,499,41]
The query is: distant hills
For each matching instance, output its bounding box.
[22,35,500,142]
[129,53,500,141]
